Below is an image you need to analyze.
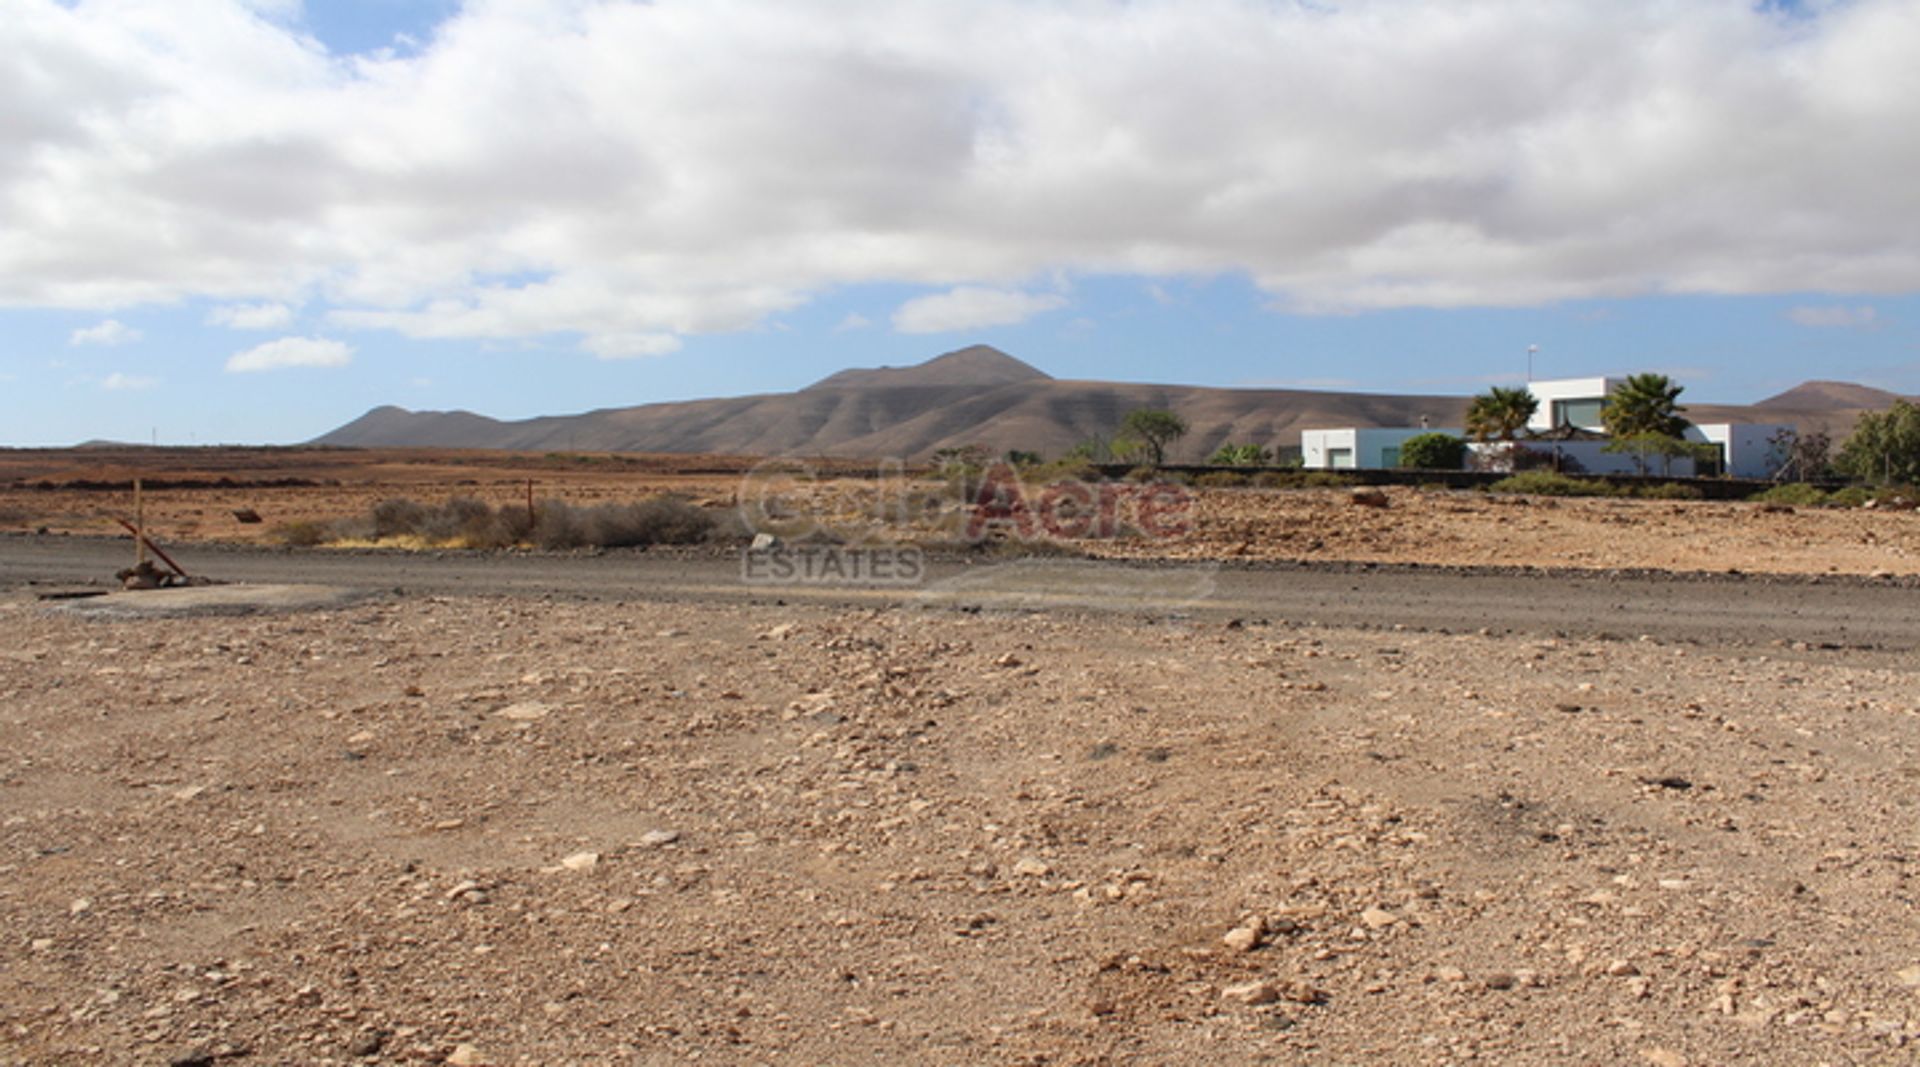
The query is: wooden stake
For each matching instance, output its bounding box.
[134,478,147,568]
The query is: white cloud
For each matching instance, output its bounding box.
[100,372,158,391]
[226,335,353,372]
[1788,305,1878,328]
[581,332,682,359]
[893,286,1067,334]
[207,302,295,330]
[69,319,141,346]
[834,312,873,332]
[3,0,1920,345]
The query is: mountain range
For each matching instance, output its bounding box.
[314,345,1908,461]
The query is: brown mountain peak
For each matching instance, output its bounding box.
[805,345,1052,391]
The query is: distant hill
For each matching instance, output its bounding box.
[805,344,1052,390]
[1754,380,1909,410]
[313,346,1904,461]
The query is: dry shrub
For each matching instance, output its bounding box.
[290,494,721,551]
[371,498,429,539]
[271,520,335,547]
[532,497,717,550]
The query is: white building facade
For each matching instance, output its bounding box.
[1299,377,1793,479]
[1301,427,1464,471]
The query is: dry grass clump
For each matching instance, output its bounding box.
[271,495,722,550]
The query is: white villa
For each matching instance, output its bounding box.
[1300,377,1793,479]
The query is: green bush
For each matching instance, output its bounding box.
[1208,443,1271,466]
[1635,482,1704,500]
[1836,399,1920,485]
[1489,471,1623,498]
[1750,483,1828,507]
[1024,459,1102,485]
[1826,485,1872,508]
[1398,432,1468,470]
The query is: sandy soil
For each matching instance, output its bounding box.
[4,592,1920,1064]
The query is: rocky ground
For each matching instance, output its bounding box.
[5,592,1920,1064]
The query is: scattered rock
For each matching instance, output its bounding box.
[560,851,600,872]
[638,829,681,848]
[1011,857,1051,878]
[496,701,553,722]
[446,1044,486,1066]
[1222,980,1279,1005]
[1281,979,1327,1005]
[1359,906,1398,929]
[1349,488,1391,509]
[1221,922,1263,953]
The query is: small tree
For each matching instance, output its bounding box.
[1603,374,1689,439]
[1768,427,1831,482]
[1603,432,1717,477]
[1465,386,1539,442]
[1067,436,1117,463]
[1119,408,1189,467]
[1208,442,1272,466]
[1398,432,1467,470]
[1836,399,1920,485]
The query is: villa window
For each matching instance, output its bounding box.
[1554,398,1605,429]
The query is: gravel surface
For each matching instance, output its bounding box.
[7,535,1920,653]
[4,591,1920,1064]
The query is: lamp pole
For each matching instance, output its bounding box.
[1526,344,1538,382]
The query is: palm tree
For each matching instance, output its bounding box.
[1464,386,1538,442]
[1602,374,1689,439]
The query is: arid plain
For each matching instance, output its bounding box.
[4,447,1920,1065]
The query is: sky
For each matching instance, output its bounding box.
[4,0,1920,447]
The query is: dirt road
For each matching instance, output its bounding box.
[5,534,1919,652]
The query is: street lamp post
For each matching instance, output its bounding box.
[1527,344,1538,382]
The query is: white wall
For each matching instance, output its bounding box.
[1302,427,1464,469]
[1525,377,1618,432]
[1301,428,1357,469]
[1693,423,1793,479]
[1470,439,1700,477]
